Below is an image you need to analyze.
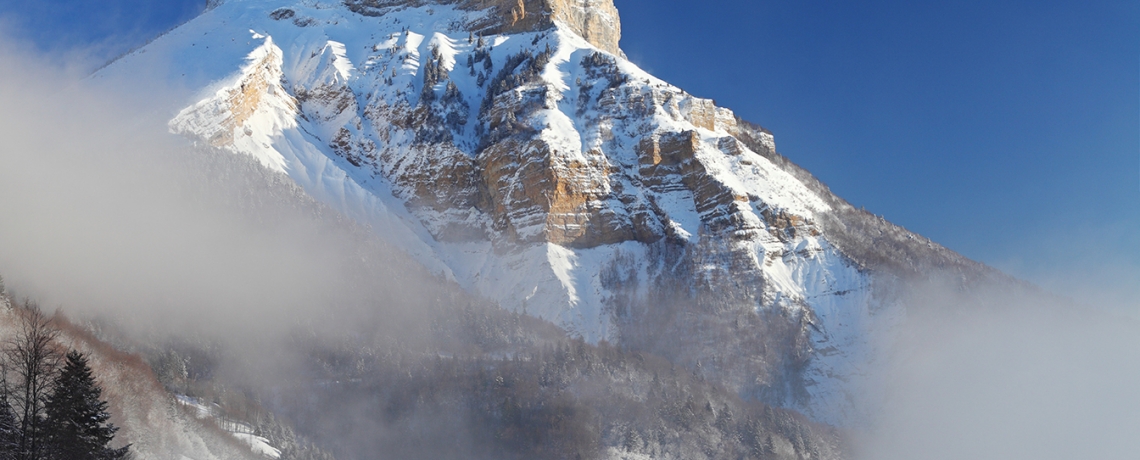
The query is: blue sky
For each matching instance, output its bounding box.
[2,0,1137,307]
[1,0,203,67]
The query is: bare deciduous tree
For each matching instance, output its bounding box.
[4,301,61,460]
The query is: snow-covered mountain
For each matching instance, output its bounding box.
[93,0,996,426]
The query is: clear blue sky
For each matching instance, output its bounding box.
[3,0,1138,307]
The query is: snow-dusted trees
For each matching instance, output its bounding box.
[42,351,128,460]
[421,44,446,102]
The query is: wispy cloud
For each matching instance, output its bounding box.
[0,36,442,363]
[853,279,1140,460]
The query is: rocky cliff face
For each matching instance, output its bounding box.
[100,0,993,429]
[344,0,622,54]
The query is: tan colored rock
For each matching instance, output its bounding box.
[681,98,737,132]
[477,135,635,247]
[351,0,622,55]
[683,98,717,131]
[637,131,757,234]
[714,107,738,131]
[222,49,290,146]
[547,0,622,55]
[478,137,552,243]
[469,0,621,54]
[544,151,635,247]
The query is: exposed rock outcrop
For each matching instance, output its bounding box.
[345,0,623,55]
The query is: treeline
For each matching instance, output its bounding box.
[126,284,843,459]
[270,338,843,460]
[254,300,844,460]
[0,295,128,460]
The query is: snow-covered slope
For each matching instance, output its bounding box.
[94,0,988,426]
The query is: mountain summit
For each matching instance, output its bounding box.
[96,0,993,427]
[342,0,623,54]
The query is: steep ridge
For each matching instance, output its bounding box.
[94,0,997,427]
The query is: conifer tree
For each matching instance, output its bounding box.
[42,351,128,460]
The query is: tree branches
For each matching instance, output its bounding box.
[5,303,61,460]
[0,300,127,460]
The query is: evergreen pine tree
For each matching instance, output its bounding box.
[42,351,128,460]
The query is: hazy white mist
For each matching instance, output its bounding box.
[0,37,443,364]
[851,279,1140,459]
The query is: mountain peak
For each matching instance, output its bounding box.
[101,0,987,430]
[206,1,621,55]
[345,0,622,54]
